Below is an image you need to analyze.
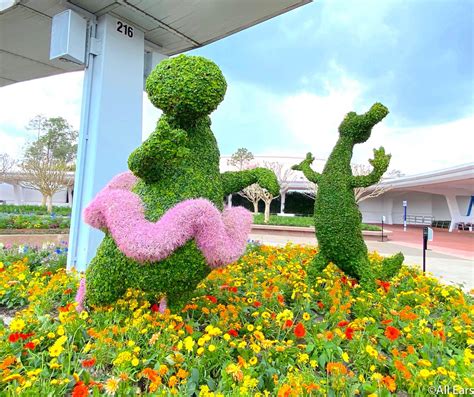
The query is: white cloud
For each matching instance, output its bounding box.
[0,71,84,133]
[1,68,472,176]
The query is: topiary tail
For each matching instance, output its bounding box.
[378,252,404,280]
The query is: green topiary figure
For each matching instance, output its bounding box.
[292,103,403,290]
[83,55,279,311]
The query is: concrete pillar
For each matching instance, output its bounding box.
[385,197,394,224]
[445,195,462,232]
[280,190,286,214]
[67,186,73,206]
[68,14,146,271]
[13,184,23,205]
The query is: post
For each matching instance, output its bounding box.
[422,226,428,273]
[403,200,407,231]
[381,215,385,242]
[67,14,146,271]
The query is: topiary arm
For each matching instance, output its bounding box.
[291,153,321,183]
[221,168,280,196]
[351,147,391,187]
[128,117,190,183]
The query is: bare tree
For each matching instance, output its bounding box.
[0,153,16,182]
[352,164,401,203]
[239,183,261,214]
[263,161,297,214]
[227,148,254,171]
[19,158,71,213]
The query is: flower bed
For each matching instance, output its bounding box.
[0,244,473,396]
[0,214,70,230]
[0,205,71,216]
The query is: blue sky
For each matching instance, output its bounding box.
[0,0,472,173]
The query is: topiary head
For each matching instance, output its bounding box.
[146,55,227,122]
[338,103,389,144]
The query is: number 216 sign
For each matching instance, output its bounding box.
[116,21,134,38]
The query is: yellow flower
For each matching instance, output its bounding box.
[104,377,120,395]
[419,369,431,378]
[208,344,216,352]
[297,353,309,363]
[18,274,26,281]
[57,326,65,336]
[79,311,88,320]
[131,357,139,366]
[365,345,378,358]
[49,344,64,358]
[9,318,25,332]
[342,352,349,363]
[197,347,204,355]
[437,367,447,375]
[302,312,310,321]
[249,357,258,366]
[247,324,255,332]
[184,336,195,352]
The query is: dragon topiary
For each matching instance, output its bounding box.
[292,103,403,290]
[80,55,279,311]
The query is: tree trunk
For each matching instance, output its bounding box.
[41,195,47,207]
[227,194,232,208]
[47,196,53,213]
[252,200,259,214]
[264,201,271,223]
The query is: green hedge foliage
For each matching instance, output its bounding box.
[292,103,403,289]
[86,55,278,310]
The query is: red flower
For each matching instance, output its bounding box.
[294,322,306,338]
[24,342,36,350]
[82,358,96,368]
[381,319,393,325]
[8,332,33,343]
[150,303,159,313]
[341,276,348,284]
[8,333,21,343]
[277,294,285,305]
[338,321,349,327]
[345,327,355,340]
[64,288,73,294]
[228,329,238,337]
[377,280,391,293]
[253,301,262,308]
[206,295,217,304]
[385,326,401,341]
[284,319,294,329]
[72,381,89,397]
[317,301,324,309]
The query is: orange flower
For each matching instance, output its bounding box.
[277,384,292,397]
[72,381,89,397]
[326,362,347,375]
[325,331,334,341]
[381,375,397,392]
[294,323,306,338]
[394,359,411,379]
[385,326,401,341]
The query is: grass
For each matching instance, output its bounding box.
[253,214,382,231]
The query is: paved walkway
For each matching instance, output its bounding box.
[250,225,474,292]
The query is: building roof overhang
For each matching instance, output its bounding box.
[0,0,311,87]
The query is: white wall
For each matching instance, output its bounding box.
[432,194,450,220]
[360,191,473,225]
[456,196,471,216]
[0,183,69,205]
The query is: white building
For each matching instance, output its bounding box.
[3,158,472,232]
